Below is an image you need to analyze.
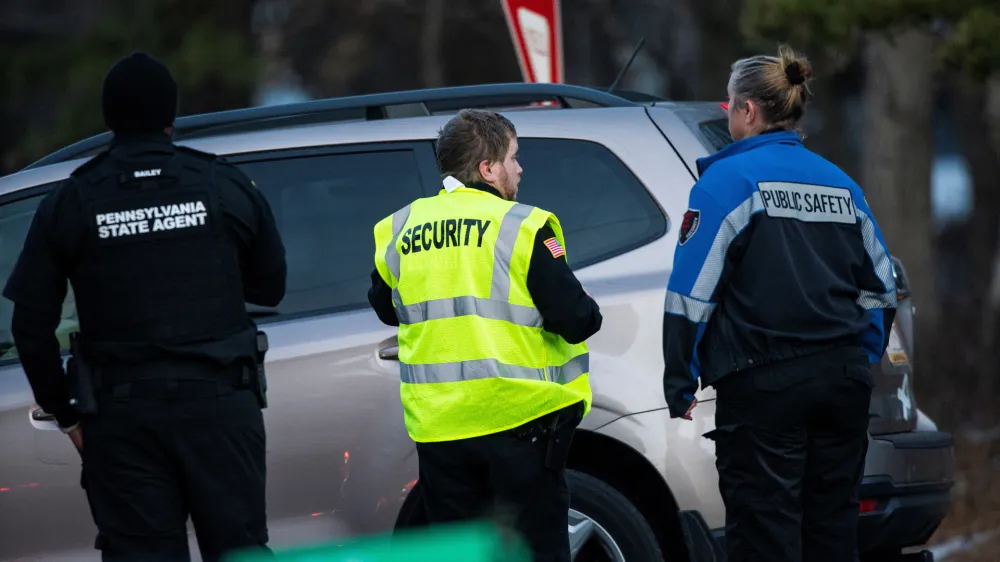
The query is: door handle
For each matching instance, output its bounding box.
[378,345,399,360]
[31,407,56,422]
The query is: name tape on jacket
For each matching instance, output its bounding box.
[95,201,208,239]
[757,182,857,224]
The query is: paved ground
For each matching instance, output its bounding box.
[27,514,355,561]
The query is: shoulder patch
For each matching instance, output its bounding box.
[543,237,565,259]
[678,209,700,245]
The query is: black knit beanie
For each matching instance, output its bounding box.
[101,52,178,134]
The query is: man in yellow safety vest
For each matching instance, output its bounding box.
[368,109,602,562]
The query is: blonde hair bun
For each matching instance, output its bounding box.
[778,44,812,86]
[727,44,814,130]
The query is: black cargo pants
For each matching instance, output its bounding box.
[707,346,873,562]
[81,365,270,562]
[414,402,584,562]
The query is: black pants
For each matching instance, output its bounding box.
[709,347,873,562]
[81,378,269,562]
[414,403,583,562]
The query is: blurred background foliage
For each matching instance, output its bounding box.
[3,0,260,166]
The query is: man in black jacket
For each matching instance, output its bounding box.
[3,52,286,562]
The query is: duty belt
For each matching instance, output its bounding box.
[98,360,253,399]
[511,401,585,439]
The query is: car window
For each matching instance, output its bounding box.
[514,138,666,268]
[699,118,735,153]
[0,145,432,363]
[0,187,78,362]
[235,147,431,318]
[658,103,735,157]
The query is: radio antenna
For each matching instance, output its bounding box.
[608,37,646,95]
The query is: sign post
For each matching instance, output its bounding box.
[500,0,564,84]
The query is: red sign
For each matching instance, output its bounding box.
[501,0,564,84]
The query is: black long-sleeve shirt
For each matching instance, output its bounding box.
[3,133,287,428]
[367,183,602,344]
[11,303,73,426]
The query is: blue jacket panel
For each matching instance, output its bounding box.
[662,131,897,418]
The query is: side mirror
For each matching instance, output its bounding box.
[891,256,910,301]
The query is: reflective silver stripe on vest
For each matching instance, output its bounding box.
[400,353,589,385]
[392,202,540,327]
[490,204,534,301]
[385,205,411,282]
[386,206,411,311]
[395,296,543,327]
[548,353,589,384]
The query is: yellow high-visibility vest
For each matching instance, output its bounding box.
[373,185,592,443]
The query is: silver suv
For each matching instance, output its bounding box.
[0,84,954,562]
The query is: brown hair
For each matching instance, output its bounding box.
[729,44,813,130]
[436,109,517,185]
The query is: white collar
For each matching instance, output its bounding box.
[442,175,464,193]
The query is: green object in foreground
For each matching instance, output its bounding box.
[223,521,532,562]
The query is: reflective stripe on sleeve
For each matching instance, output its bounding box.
[690,193,765,301]
[857,210,897,309]
[664,290,716,324]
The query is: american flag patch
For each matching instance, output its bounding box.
[543,237,565,258]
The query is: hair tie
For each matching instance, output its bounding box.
[785,62,804,85]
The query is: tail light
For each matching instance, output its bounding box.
[891,257,910,301]
[859,499,877,513]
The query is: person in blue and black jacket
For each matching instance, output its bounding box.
[662,45,897,562]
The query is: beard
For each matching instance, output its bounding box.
[497,169,518,201]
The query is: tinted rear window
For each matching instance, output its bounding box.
[698,119,735,153]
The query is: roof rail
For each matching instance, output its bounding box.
[589,87,668,104]
[25,83,638,170]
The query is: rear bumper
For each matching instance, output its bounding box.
[857,478,953,552]
[858,430,956,553]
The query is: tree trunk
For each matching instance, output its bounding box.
[952,75,1000,426]
[421,0,444,88]
[955,75,1000,343]
[662,0,702,100]
[686,0,746,100]
[984,74,1000,383]
[860,30,938,366]
[987,74,1000,160]
[807,71,857,177]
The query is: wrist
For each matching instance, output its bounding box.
[54,407,81,431]
[59,422,80,434]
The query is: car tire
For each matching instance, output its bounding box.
[568,469,665,562]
